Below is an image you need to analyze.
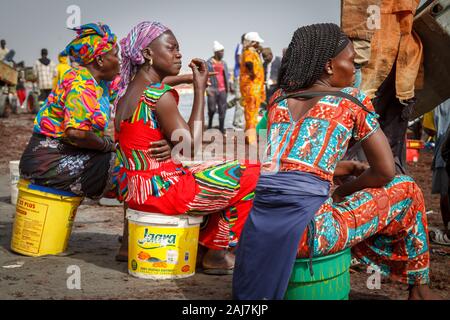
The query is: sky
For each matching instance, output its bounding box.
[0,0,342,72]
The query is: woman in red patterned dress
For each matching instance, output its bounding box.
[114,22,260,274]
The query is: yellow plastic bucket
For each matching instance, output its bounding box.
[127,209,203,279]
[10,180,83,257]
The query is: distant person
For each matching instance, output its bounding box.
[232,34,246,129]
[206,41,231,134]
[233,35,245,85]
[261,47,281,104]
[422,110,436,138]
[442,126,450,182]
[240,32,266,145]
[34,48,57,102]
[16,69,26,107]
[429,99,450,245]
[0,39,16,66]
[442,127,450,245]
[53,52,72,89]
[0,39,9,61]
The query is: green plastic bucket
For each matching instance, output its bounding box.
[285,248,351,300]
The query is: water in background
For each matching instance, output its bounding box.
[178,92,235,130]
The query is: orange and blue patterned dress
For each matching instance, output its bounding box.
[117,83,260,250]
[265,87,430,285]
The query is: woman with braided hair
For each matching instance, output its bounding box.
[233,23,440,300]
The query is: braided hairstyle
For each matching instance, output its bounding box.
[278,23,350,92]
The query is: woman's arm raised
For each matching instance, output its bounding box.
[155,59,208,156]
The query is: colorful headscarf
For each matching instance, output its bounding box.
[116,21,170,105]
[62,23,117,65]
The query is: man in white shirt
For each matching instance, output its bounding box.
[34,48,57,102]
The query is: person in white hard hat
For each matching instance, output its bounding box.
[240,32,266,145]
[206,41,232,134]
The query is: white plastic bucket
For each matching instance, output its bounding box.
[9,160,20,205]
[127,209,203,279]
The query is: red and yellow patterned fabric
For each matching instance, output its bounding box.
[240,47,266,144]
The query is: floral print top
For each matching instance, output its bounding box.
[33,66,118,138]
[262,87,380,182]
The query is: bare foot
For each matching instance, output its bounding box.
[115,244,128,262]
[202,249,235,275]
[116,211,128,262]
[196,245,207,269]
[408,284,442,300]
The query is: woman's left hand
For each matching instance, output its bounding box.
[351,161,369,177]
[334,160,369,177]
[149,140,172,162]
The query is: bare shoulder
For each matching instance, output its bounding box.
[154,88,180,119]
[156,89,178,108]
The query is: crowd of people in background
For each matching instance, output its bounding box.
[204,32,284,139]
[2,30,284,131]
[1,39,82,111]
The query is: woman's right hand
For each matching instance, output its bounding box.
[149,139,172,162]
[189,58,208,90]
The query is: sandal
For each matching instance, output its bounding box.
[201,250,235,275]
[202,266,234,275]
[429,227,450,246]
